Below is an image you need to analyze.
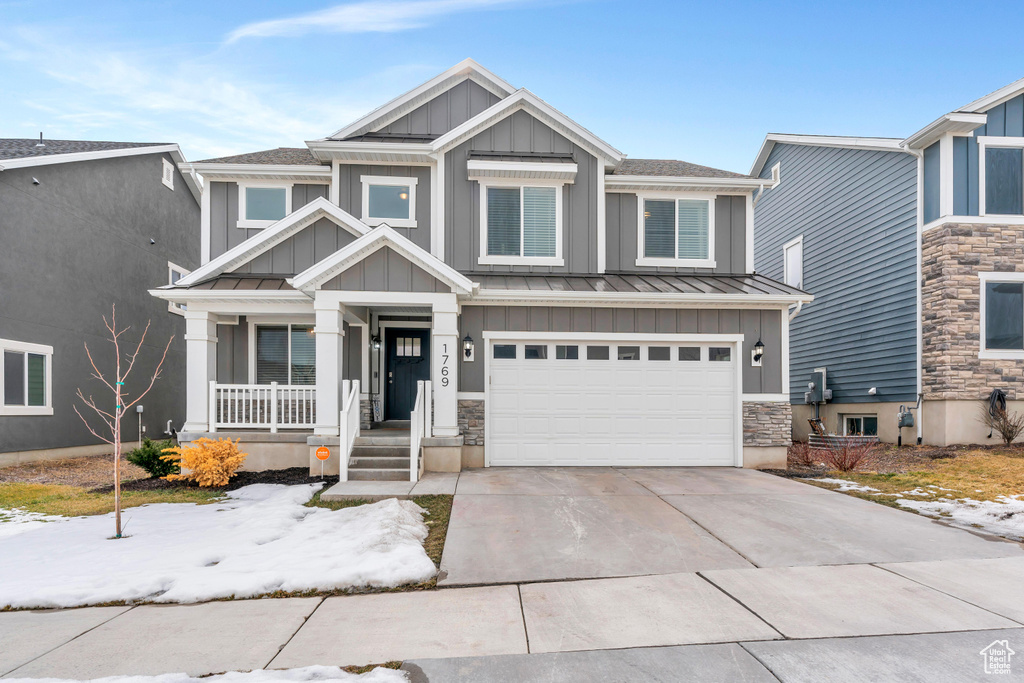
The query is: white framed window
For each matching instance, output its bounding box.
[237,182,292,229]
[979,271,1024,359]
[842,414,878,436]
[161,158,175,190]
[251,324,316,385]
[1,339,53,416]
[360,175,417,228]
[479,180,564,266]
[978,136,1024,217]
[783,235,804,289]
[636,193,716,268]
[167,262,190,316]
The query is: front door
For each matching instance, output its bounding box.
[385,329,431,421]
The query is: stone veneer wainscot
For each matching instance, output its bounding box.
[742,401,792,447]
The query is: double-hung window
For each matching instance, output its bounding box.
[361,175,417,228]
[254,324,316,385]
[980,272,1024,358]
[238,183,291,228]
[637,195,715,267]
[1,339,53,416]
[479,183,563,266]
[979,137,1024,217]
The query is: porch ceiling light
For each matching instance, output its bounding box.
[462,334,474,358]
[372,333,381,351]
[753,338,765,362]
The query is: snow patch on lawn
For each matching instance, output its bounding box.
[0,484,437,609]
[0,508,66,539]
[897,495,1024,542]
[815,478,880,493]
[4,665,406,683]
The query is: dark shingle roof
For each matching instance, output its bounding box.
[613,158,749,179]
[195,148,321,165]
[0,138,167,162]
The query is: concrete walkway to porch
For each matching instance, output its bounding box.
[4,468,1023,681]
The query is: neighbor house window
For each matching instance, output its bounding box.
[0,339,53,416]
[480,183,563,266]
[980,273,1024,358]
[238,183,291,228]
[843,415,878,436]
[980,138,1024,217]
[637,195,715,267]
[784,235,803,289]
[254,325,315,385]
[361,175,417,228]
[167,262,190,316]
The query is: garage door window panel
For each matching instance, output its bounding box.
[556,345,579,359]
[587,345,610,360]
[493,344,517,359]
[524,344,548,359]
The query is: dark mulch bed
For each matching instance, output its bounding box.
[90,468,327,494]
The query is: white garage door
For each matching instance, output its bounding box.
[487,338,740,467]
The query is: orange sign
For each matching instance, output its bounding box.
[315,446,330,461]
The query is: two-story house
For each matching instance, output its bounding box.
[1,138,201,466]
[155,60,810,478]
[752,76,1024,446]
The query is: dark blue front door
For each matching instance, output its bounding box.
[385,329,430,420]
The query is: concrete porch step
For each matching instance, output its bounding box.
[354,434,411,447]
[348,468,412,482]
[351,445,409,458]
[350,456,410,469]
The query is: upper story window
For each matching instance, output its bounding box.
[254,324,316,385]
[238,183,291,228]
[1,339,53,416]
[479,182,563,266]
[979,137,1024,216]
[161,158,175,190]
[637,195,715,268]
[784,235,804,289]
[168,262,190,316]
[361,175,417,228]
[980,272,1024,359]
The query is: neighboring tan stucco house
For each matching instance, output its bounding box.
[752,76,1024,446]
[1,138,201,465]
[154,59,810,479]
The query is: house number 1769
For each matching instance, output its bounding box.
[440,343,450,387]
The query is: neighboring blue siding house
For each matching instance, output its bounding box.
[752,76,1024,446]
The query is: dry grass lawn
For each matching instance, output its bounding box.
[0,482,222,517]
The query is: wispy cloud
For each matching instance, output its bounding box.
[225,0,522,43]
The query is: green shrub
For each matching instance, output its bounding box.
[126,438,179,478]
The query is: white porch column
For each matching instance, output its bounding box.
[314,298,345,436]
[183,310,218,433]
[431,296,459,437]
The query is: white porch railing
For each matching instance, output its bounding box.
[208,382,316,432]
[409,380,432,483]
[338,379,361,482]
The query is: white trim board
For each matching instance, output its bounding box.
[750,134,906,176]
[360,174,418,228]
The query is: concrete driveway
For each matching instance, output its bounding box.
[438,466,1022,586]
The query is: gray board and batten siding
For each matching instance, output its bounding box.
[377,79,503,138]
[606,193,748,274]
[335,164,431,251]
[458,305,782,395]
[953,93,1024,216]
[755,142,918,404]
[444,109,601,274]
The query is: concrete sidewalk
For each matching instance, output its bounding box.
[4,556,1024,679]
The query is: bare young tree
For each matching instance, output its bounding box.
[74,304,173,538]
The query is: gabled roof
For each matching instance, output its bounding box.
[0,139,201,203]
[900,75,1024,149]
[175,197,369,287]
[327,59,516,141]
[288,224,476,295]
[960,75,1024,113]
[432,89,624,165]
[749,133,906,177]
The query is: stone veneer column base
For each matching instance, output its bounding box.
[742,401,792,469]
[458,399,485,468]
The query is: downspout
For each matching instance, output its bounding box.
[905,142,926,445]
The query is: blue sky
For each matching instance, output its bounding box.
[2,0,1023,173]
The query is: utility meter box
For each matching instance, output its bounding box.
[808,368,827,403]
[898,410,915,428]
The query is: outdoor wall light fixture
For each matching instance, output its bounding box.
[751,338,765,367]
[372,334,381,351]
[463,334,475,361]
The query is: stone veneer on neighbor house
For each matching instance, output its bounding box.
[742,401,792,447]
[922,223,1024,401]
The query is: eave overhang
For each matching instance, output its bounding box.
[305,140,436,165]
[182,162,331,183]
[604,175,766,193]
[902,112,989,150]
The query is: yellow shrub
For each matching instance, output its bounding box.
[161,438,247,487]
